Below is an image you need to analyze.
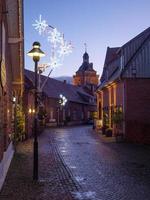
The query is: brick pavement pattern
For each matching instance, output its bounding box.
[0,126,150,200]
[0,133,80,200]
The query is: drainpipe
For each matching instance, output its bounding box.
[122,82,126,136]
[120,52,126,136]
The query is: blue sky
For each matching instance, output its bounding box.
[24,0,150,77]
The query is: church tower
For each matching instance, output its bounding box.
[73,47,99,93]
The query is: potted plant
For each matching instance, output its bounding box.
[112,108,124,141]
[102,112,109,134]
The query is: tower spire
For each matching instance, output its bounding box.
[84,43,87,52]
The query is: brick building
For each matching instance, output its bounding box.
[0,0,24,189]
[24,69,96,137]
[73,51,99,95]
[96,27,150,143]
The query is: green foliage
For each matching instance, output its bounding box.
[13,104,25,142]
[112,108,123,125]
[103,112,109,126]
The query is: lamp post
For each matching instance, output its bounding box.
[27,42,45,181]
[12,96,17,141]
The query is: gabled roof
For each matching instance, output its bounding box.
[104,47,120,66]
[100,47,120,83]
[78,62,95,72]
[25,69,95,106]
[122,27,150,50]
[98,27,150,90]
[121,27,150,74]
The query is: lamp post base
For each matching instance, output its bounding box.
[33,140,38,181]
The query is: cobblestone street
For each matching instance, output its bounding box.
[0,125,150,200]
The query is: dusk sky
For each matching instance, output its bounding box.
[25,0,150,78]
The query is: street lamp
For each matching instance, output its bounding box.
[12,96,17,141]
[27,41,45,181]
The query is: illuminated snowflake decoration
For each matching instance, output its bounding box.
[47,28,63,46]
[32,15,48,35]
[58,41,73,57]
[33,15,73,69]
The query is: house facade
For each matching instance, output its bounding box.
[97,27,150,143]
[0,0,24,189]
[24,69,96,137]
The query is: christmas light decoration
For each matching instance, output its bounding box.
[47,28,62,46]
[58,41,73,57]
[33,15,73,70]
[32,14,48,35]
[59,94,67,106]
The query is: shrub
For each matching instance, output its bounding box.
[112,109,123,125]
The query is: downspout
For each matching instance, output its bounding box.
[119,51,126,136]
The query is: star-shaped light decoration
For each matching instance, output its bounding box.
[32,14,48,35]
[47,28,63,47]
[33,15,73,71]
[58,41,73,57]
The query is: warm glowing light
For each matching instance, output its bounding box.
[27,42,45,58]
[29,108,32,114]
[32,109,35,113]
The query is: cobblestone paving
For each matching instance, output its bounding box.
[0,125,150,200]
[0,133,80,200]
[49,126,150,200]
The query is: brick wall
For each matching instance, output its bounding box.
[116,82,124,106]
[125,78,150,143]
[0,0,13,160]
